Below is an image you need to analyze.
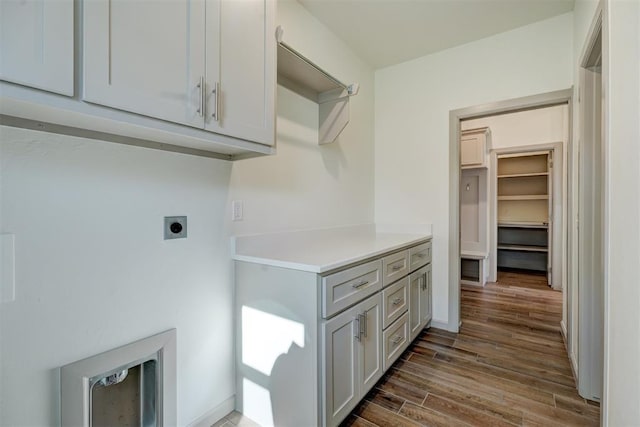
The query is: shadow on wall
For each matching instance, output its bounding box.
[276,85,348,180]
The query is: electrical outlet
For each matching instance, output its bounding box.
[164,216,187,239]
[232,200,243,221]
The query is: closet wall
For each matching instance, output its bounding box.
[461,104,569,287]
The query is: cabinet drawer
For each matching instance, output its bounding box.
[382,312,409,371]
[382,250,409,287]
[409,241,432,272]
[321,260,382,318]
[381,276,409,329]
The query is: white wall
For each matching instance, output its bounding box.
[0,1,375,426]
[0,128,234,426]
[602,0,640,423]
[228,0,375,236]
[375,13,573,327]
[462,105,568,149]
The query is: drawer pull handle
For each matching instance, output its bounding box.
[392,335,403,345]
[352,280,369,289]
[416,253,426,259]
[392,264,403,272]
[392,297,402,306]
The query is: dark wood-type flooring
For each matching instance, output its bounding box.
[343,270,600,426]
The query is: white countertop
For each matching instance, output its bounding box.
[232,224,432,273]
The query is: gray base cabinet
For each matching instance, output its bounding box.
[322,293,382,426]
[235,239,432,427]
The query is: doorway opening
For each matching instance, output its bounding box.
[448,89,572,332]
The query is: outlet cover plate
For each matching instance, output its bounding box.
[164,216,187,240]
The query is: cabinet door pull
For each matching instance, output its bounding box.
[352,280,369,289]
[392,297,402,306]
[422,272,427,290]
[358,313,366,339]
[363,311,368,338]
[211,82,220,121]
[354,316,361,341]
[196,76,205,117]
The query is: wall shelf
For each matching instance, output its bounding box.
[275,26,359,145]
[498,222,548,229]
[497,172,549,179]
[497,244,548,252]
[498,195,549,201]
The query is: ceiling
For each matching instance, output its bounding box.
[298,0,575,69]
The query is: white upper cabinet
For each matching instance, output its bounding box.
[206,0,275,145]
[83,0,206,128]
[460,127,490,169]
[0,0,74,95]
[83,0,275,145]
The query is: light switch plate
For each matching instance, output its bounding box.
[232,200,243,221]
[164,216,187,240]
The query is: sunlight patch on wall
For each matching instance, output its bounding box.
[241,306,305,376]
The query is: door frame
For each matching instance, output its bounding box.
[576,3,604,403]
[448,89,572,332]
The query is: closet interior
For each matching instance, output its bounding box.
[497,151,551,281]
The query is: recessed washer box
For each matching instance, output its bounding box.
[164,216,187,240]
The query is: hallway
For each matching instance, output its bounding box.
[343,271,600,426]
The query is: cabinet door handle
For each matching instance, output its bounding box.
[196,76,205,117]
[422,272,427,290]
[358,313,366,339]
[392,297,402,306]
[352,280,369,289]
[354,316,361,341]
[211,82,220,121]
[363,311,368,338]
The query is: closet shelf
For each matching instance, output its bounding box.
[275,26,359,145]
[498,195,549,201]
[498,244,548,253]
[497,172,549,179]
[498,222,548,229]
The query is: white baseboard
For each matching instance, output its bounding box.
[429,320,453,332]
[560,320,568,342]
[188,396,235,427]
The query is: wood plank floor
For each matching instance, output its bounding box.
[343,270,600,427]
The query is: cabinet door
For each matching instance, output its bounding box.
[420,265,432,328]
[409,269,423,340]
[359,294,383,394]
[0,0,74,95]
[460,134,485,166]
[205,0,275,145]
[83,0,205,128]
[322,304,359,427]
